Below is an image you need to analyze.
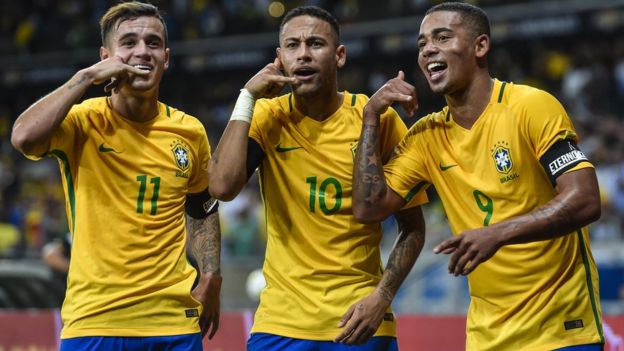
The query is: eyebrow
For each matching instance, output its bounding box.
[117,32,163,43]
[417,27,453,41]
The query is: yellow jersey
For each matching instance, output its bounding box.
[24,97,211,338]
[384,80,603,350]
[248,91,426,340]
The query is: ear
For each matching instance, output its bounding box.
[100,46,110,61]
[164,47,170,70]
[474,34,490,59]
[336,44,346,69]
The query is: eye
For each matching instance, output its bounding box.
[311,40,323,48]
[286,42,298,49]
[148,40,161,48]
[436,35,449,42]
[121,40,135,47]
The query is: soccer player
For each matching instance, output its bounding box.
[208,6,426,350]
[11,2,221,350]
[352,2,603,350]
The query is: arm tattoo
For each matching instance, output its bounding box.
[67,75,88,90]
[354,123,387,207]
[187,212,221,275]
[378,208,425,302]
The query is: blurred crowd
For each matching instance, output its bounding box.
[0,1,623,287]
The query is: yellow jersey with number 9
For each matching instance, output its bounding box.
[23,97,211,338]
[384,80,603,350]
[248,91,427,340]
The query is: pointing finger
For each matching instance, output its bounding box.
[397,70,405,81]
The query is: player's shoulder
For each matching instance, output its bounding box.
[406,108,448,138]
[72,97,108,114]
[159,102,203,127]
[499,80,561,108]
[256,93,292,114]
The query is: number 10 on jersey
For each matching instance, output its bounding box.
[306,176,343,215]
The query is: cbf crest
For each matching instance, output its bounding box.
[171,139,190,178]
[491,141,513,174]
[491,141,519,184]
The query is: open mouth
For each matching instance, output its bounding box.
[293,67,316,81]
[427,62,447,80]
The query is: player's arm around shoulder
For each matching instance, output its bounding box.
[11,56,147,157]
[208,58,296,201]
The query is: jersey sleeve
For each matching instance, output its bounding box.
[383,120,431,204]
[188,122,211,194]
[249,98,275,152]
[24,104,86,161]
[522,89,594,174]
[381,115,430,206]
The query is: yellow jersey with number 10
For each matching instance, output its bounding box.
[248,91,427,340]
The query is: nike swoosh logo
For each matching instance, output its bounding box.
[98,143,119,153]
[275,143,303,153]
[439,162,457,171]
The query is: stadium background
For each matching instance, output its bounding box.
[1,0,624,349]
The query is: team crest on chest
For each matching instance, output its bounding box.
[491,141,519,183]
[171,139,190,178]
[491,141,513,174]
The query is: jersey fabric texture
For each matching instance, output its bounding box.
[248,91,427,340]
[384,80,603,350]
[24,97,211,338]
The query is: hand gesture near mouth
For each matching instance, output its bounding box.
[244,58,299,99]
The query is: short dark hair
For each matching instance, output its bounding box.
[100,2,168,47]
[426,2,490,38]
[280,6,340,40]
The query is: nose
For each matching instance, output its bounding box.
[420,40,437,58]
[296,43,311,61]
[133,40,150,57]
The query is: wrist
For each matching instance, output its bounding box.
[230,89,256,124]
[363,105,382,124]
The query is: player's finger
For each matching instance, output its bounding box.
[447,243,467,274]
[104,79,116,92]
[125,65,150,76]
[453,249,475,276]
[337,305,355,328]
[273,57,283,71]
[208,313,220,339]
[265,74,297,84]
[354,326,375,345]
[396,70,405,81]
[462,255,483,275]
[433,237,459,254]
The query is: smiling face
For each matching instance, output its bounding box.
[417,10,484,95]
[277,15,345,97]
[100,16,169,94]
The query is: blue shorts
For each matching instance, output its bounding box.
[59,333,202,351]
[554,344,604,351]
[247,332,398,351]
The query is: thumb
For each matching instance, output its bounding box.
[396,70,405,81]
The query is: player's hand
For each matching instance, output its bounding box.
[83,56,149,93]
[334,290,389,345]
[433,228,502,276]
[364,71,418,117]
[244,58,298,99]
[191,273,222,339]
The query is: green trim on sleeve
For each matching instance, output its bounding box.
[351,93,357,106]
[48,150,75,233]
[165,105,171,117]
[288,93,293,112]
[404,181,428,203]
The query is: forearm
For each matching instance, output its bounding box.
[208,121,252,201]
[187,212,221,276]
[353,109,393,222]
[375,209,425,302]
[495,169,600,245]
[11,70,94,155]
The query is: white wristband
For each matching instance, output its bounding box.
[230,89,256,124]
